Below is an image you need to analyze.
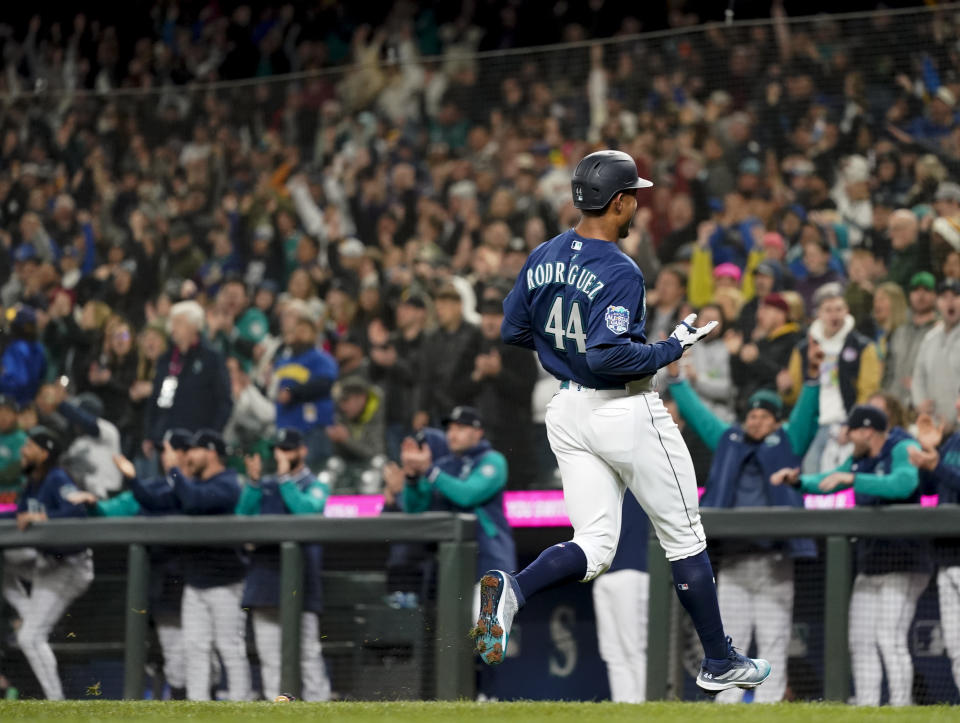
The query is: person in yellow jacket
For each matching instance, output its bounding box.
[780,283,882,474]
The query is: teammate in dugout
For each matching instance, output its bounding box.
[665,340,822,703]
[4,426,92,700]
[164,429,250,701]
[399,406,516,581]
[239,427,332,702]
[772,405,931,706]
[474,150,770,695]
[906,396,960,696]
[68,428,194,699]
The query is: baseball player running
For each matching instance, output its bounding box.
[6,426,93,700]
[474,150,770,695]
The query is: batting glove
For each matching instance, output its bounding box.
[670,314,719,351]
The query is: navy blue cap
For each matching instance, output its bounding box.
[274,427,304,451]
[938,278,960,295]
[190,428,227,457]
[163,428,193,451]
[442,406,483,429]
[10,306,37,331]
[74,392,104,419]
[847,405,888,432]
[28,425,63,458]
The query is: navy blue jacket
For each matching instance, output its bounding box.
[672,379,819,559]
[805,428,930,574]
[169,466,246,588]
[144,341,232,442]
[236,467,327,613]
[18,466,87,558]
[608,491,649,573]
[128,473,186,616]
[920,431,960,566]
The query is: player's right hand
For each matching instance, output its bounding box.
[670,314,719,351]
[770,467,800,486]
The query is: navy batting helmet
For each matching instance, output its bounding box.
[571,150,653,211]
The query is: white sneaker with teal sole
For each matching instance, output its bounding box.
[472,570,519,665]
[696,637,772,694]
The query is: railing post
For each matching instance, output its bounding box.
[123,543,150,699]
[646,535,674,701]
[824,535,853,702]
[279,541,304,699]
[435,538,477,700]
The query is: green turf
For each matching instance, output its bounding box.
[0,701,956,723]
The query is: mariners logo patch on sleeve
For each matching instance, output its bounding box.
[604,305,630,334]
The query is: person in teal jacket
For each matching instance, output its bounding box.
[237,427,331,701]
[666,352,820,703]
[772,405,930,706]
[399,406,516,579]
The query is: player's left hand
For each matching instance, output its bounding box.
[818,471,855,492]
[670,314,719,351]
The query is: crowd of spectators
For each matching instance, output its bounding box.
[0,2,958,497]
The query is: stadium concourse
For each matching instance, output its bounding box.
[0,0,959,706]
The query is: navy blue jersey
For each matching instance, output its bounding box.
[502,229,683,389]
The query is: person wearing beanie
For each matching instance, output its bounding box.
[773,405,930,707]
[7,425,92,700]
[912,278,960,427]
[666,344,822,703]
[882,271,939,408]
[729,293,802,417]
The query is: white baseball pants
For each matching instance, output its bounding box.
[154,613,185,690]
[848,571,929,706]
[937,566,960,692]
[251,609,332,701]
[7,551,94,700]
[714,553,794,703]
[182,582,251,701]
[592,568,649,702]
[545,387,706,579]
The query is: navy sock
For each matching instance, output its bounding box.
[514,542,588,606]
[670,550,728,660]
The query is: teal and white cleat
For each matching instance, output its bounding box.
[471,570,520,665]
[696,637,772,695]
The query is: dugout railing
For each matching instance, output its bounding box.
[0,513,477,701]
[645,505,960,702]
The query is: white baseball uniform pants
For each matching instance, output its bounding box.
[154,613,185,690]
[545,387,706,580]
[937,566,960,692]
[592,568,649,702]
[182,582,251,701]
[6,551,94,700]
[251,609,331,701]
[714,553,793,703]
[848,571,929,706]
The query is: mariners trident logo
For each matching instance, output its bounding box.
[604,305,630,334]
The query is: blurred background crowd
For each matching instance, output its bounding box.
[0,0,958,494]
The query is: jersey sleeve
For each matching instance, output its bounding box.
[585,270,683,377]
[501,271,535,350]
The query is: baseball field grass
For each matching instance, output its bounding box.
[0,701,957,723]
